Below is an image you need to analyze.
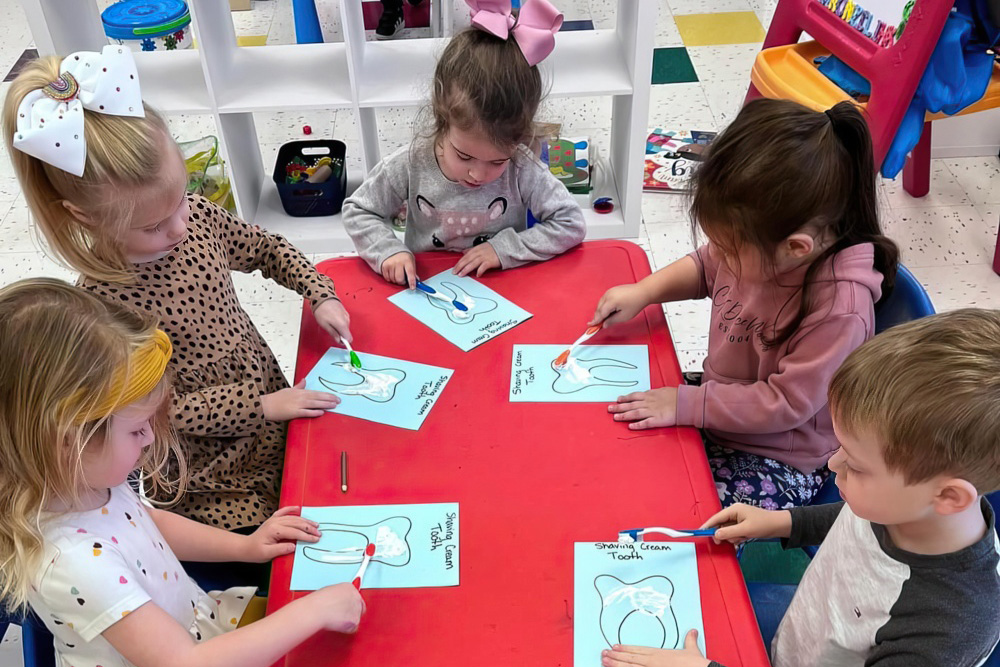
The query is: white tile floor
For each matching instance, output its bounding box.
[0,0,998,660]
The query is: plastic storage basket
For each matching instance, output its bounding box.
[272,140,348,217]
[102,0,193,52]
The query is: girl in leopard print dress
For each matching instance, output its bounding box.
[4,50,350,530]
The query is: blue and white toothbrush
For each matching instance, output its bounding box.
[618,527,717,544]
[415,280,468,312]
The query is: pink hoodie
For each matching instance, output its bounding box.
[675,242,884,473]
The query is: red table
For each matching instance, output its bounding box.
[267,241,770,667]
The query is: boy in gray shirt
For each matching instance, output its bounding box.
[602,309,1000,667]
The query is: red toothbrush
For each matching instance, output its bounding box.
[352,543,376,590]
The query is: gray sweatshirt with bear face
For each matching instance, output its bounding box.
[342,140,586,272]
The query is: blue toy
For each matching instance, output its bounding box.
[882,0,997,178]
[815,0,998,179]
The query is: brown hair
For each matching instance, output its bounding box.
[431,27,545,151]
[2,55,173,283]
[829,309,1000,493]
[691,99,899,344]
[0,278,185,613]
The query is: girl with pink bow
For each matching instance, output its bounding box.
[2,46,350,537]
[343,0,586,287]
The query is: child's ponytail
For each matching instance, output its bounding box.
[823,102,898,298]
[2,56,172,283]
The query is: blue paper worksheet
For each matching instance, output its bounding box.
[510,345,651,402]
[573,542,705,665]
[291,504,460,590]
[388,270,531,351]
[302,348,453,430]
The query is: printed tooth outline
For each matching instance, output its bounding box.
[302,516,413,568]
[318,364,407,403]
[594,574,679,650]
[550,356,641,394]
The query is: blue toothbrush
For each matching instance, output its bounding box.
[415,280,468,312]
[617,527,717,543]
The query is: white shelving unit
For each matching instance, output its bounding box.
[19,0,657,254]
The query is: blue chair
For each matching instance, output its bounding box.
[872,264,936,335]
[0,615,7,649]
[0,605,55,667]
[808,264,936,509]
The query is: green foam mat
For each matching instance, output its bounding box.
[738,541,811,585]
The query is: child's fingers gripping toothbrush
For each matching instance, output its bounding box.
[589,283,651,328]
[312,299,354,347]
[700,503,793,546]
[381,251,417,289]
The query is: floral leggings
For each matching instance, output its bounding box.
[706,443,831,510]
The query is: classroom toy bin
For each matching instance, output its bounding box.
[272,140,348,217]
[101,0,193,52]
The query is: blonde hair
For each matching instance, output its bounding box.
[829,309,1000,493]
[0,278,186,613]
[2,56,173,283]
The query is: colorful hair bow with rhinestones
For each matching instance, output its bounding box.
[12,45,145,177]
[467,0,564,66]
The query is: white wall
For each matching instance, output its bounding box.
[931,109,1000,159]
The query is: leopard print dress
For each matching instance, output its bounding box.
[81,194,338,530]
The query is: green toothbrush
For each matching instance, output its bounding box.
[342,338,361,369]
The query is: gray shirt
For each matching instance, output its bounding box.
[342,140,586,272]
[710,500,1000,667]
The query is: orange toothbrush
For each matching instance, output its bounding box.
[554,324,603,368]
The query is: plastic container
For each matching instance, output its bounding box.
[102,0,193,52]
[272,140,348,217]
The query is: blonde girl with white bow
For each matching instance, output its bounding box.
[0,279,364,667]
[3,47,345,532]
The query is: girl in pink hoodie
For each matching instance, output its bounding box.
[592,99,899,508]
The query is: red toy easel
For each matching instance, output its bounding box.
[747,0,1000,275]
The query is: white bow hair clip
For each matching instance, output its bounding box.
[12,45,145,177]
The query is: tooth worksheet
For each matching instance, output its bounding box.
[388,270,532,351]
[291,504,460,590]
[509,345,651,402]
[301,348,453,430]
[573,541,705,664]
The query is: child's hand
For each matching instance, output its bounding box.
[244,506,321,563]
[312,583,366,634]
[701,503,793,544]
[602,630,710,667]
[608,387,677,429]
[591,284,651,326]
[261,380,339,421]
[313,299,353,344]
[454,243,501,278]
[381,252,417,289]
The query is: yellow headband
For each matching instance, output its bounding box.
[76,329,172,422]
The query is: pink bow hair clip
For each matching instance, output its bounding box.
[467,0,564,66]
